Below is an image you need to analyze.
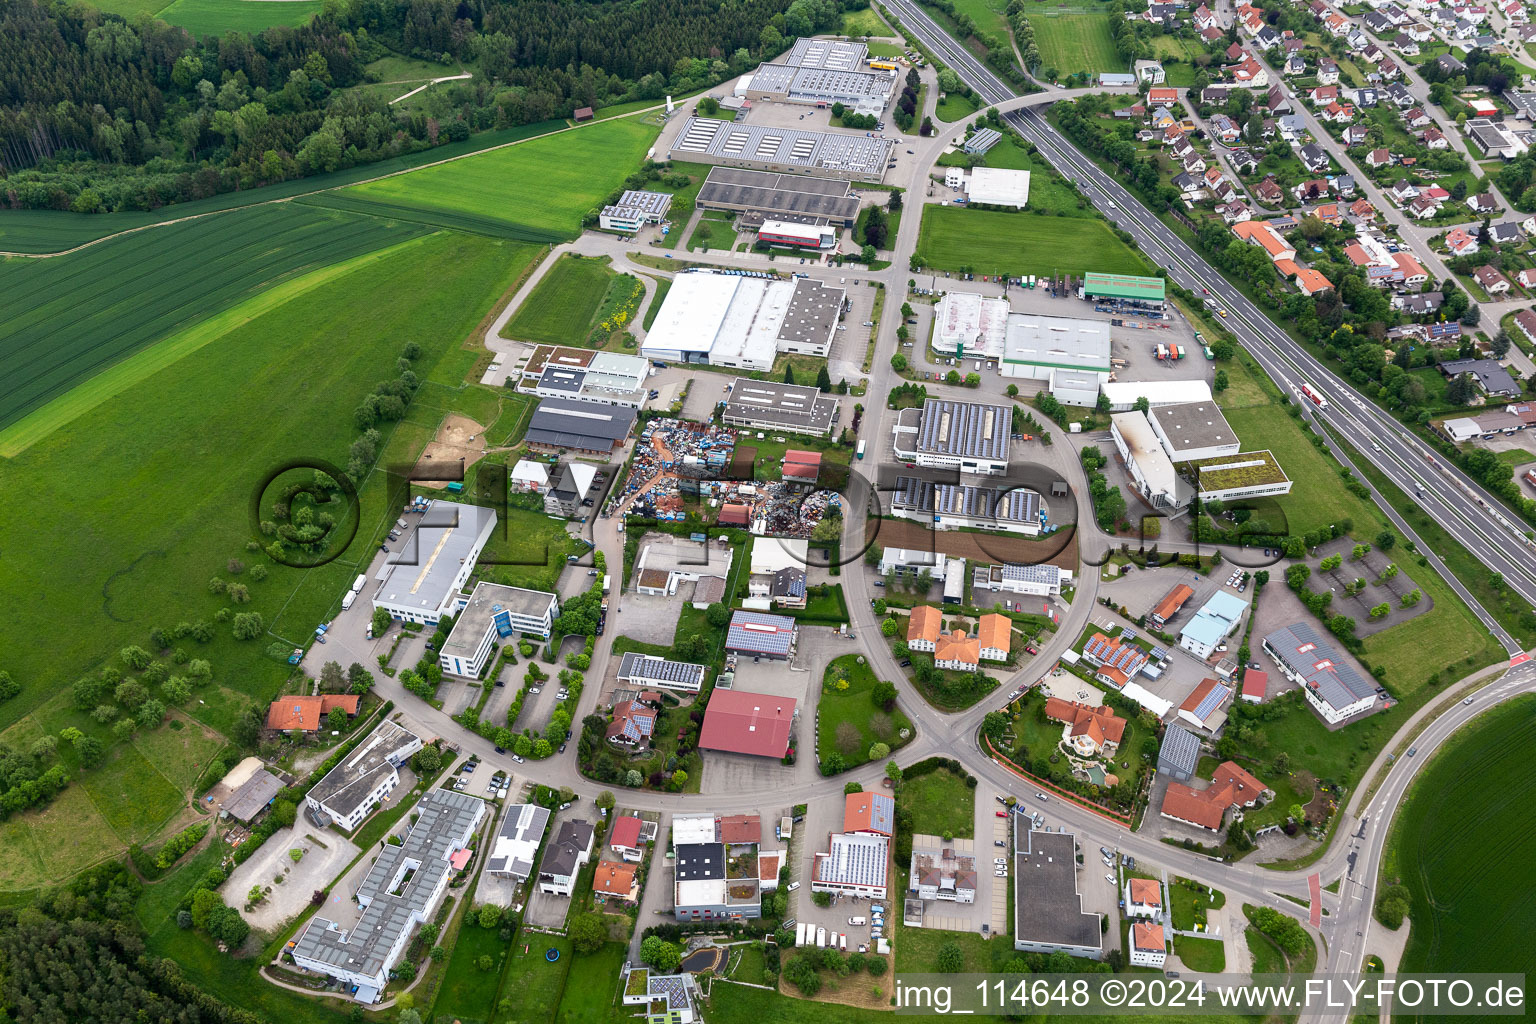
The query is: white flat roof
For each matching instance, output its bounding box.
[1113,412,1178,498]
[967,166,1032,208]
[642,273,734,355]
[1004,313,1111,371]
[934,291,1009,357]
[1101,379,1213,406]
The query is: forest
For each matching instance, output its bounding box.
[0,0,856,214]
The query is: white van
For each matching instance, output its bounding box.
[848,916,867,926]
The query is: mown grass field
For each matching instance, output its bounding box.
[0,231,537,889]
[1390,696,1536,980]
[950,0,1009,35]
[0,204,426,437]
[935,90,981,122]
[817,654,913,770]
[917,205,1151,277]
[433,919,510,1022]
[339,116,660,241]
[840,5,891,36]
[553,943,628,1024]
[155,0,323,37]
[505,255,617,345]
[1027,11,1123,75]
[897,765,974,838]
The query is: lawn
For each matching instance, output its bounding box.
[971,139,1091,217]
[553,942,628,1024]
[147,922,352,1024]
[688,210,742,253]
[840,5,891,36]
[1169,878,1226,931]
[817,654,914,771]
[895,923,999,973]
[644,277,672,329]
[155,0,323,37]
[132,711,228,790]
[1389,695,1536,980]
[1026,11,1123,76]
[337,116,660,242]
[935,90,981,123]
[950,0,1009,35]
[916,205,1152,278]
[1245,926,1289,975]
[433,918,511,1022]
[504,255,619,345]
[896,764,974,838]
[495,934,574,1024]
[0,203,426,438]
[1174,935,1226,972]
[473,507,584,593]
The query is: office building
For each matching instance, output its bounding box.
[722,378,838,436]
[598,190,673,233]
[439,581,560,678]
[1012,829,1101,959]
[1111,412,1185,511]
[304,721,423,831]
[1147,402,1241,463]
[372,500,497,626]
[1263,622,1378,724]
[1178,592,1247,659]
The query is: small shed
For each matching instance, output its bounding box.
[573,106,595,122]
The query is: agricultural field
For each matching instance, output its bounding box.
[0,231,536,887]
[504,255,621,345]
[817,654,913,771]
[916,205,1152,278]
[1390,696,1536,978]
[0,204,426,438]
[1025,10,1123,76]
[155,0,323,37]
[335,116,660,242]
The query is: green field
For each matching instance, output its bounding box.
[496,935,573,1024]
[841,5,891,36]
[1390,696,1536,984]
[0,204,426,436]
[505,255,619,345]
[897,765,974,838]
[817,654,913,771]
[338,116,660,242]
[935,90,981,122]
[1173,935,1226,972]
[1027,11,1123,76]
[553,943,628,1024]
[433,919,510,1022]
[916,205,1152,278]
[950,0,1009,35]
[155,0,323,37]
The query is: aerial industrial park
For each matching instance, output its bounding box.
[1,0,1533,1022]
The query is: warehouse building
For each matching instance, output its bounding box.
[891,397,1011,475]
[931,291,1009,357]
[1081,272,1166,312]
[617,652,708,693]
[757,219,837,249]
[668,117,894,182]
[1148,402,1241,464]
[1100,379,1212,412]
[721,378,838,437]
[696,166,860,227]
[373,501,498,626]
[640,272,845,368]
[723,610,798,661]
[598,190,672,233]
[964,126,1002,155]
[293,788,484,1002]
[1001,313,1112,406]
[699,687,798,757]
[738,61,896,115]
[524,398,636,457]
[439,581,560,678]
[890,476,1043,536]
[783,36,868,71]
[812,831,889,899]
[1263,622,1378,724]
[1194,450,1292,502]
[1013,829,1102,960]
[526,352,648,408]
[1110,412,1185,511]
[965,166,1031,208]
[972,562,1072,597]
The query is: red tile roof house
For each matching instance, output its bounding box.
[1043,697,1127,757]
[610,815,647,861]
[699,689,797,758]
[265,694,360,733]
[1125,877,1163,918]
[1160,761,1274,831]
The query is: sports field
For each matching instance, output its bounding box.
[916,205,1152,278]
[505,255,618,345]
[1391,696,1536,979]
[1026,11,1123,75]
[155,0,323,36]
[337,116,660,242]
[0,204,426,437]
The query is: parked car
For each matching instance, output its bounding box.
[511,754,525,764]
[995,810,1007,818]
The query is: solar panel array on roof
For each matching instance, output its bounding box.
[1001,563,1062,584]
[725,610,796,655]
[668,118,893,177]
[1192,681,1232,720]
[1148,645,1168,662]
[892,477,1039,525]
[1263,621,1376,710]
[916,398,1011,460]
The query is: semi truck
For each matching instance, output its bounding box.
[856,439,867,460]
[353,574,367,593]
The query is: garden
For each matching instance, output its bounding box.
[816,654,913,775]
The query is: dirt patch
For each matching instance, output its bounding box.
[870,517,1079,570]
[415,413,489,488]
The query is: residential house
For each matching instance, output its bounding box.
[1081,632,1150,688]
[1043,698,1127,757]
[1130,924,1169,968]
[1159,760,1273,831]
[906,605,942,652]
[977,613,1012,663]
[1344,124,1370,147]
[1473,265,1513,295]
[1308,84,1339,105]
[1446,227,1480,257]
[1489,222,1525,247]
[1299,143,1331,173]
[1233,219,1298,262]
[1126,877,1163,918]
[1467,193,1498,215]
[1421,126,1449,149]
[538,819,595,896]
[1366,148,1394,168]
[266,694,361,734]
[1404,107,1432,128]
[593,861,639,902]
[609,815,653,862]
[934,629,981,671]
[606,699,658,746]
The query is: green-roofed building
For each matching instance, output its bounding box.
[1083,272,1166,311]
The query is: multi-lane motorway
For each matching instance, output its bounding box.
[881,0,1536,647]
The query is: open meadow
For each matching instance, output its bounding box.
[1390,696,1536,978]
[1026,10,1123,76]
[505,255,624,346]
[0,204,426,437]
[917,205,1152,278]
[154,0,323,37]
[333,116,660,242]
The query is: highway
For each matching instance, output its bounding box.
[881,0,1536,650]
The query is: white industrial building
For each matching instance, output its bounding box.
[736,38,896,116]
[965,166,1031,208]
[1263,622,1378,725]
[526,352,648,408]
[1100,379,1212,412]
[617,652,708,693]
[891,477,1043,535]
[304,721,423,832]
[891,397,1011,475]
[932,291,1010,358]
[640,272,844,369]
[372,501,498,626]
[598,190,673,233]
[1195,451,1293,502]
[1148,402,1241,463]
[878,546,949,580]
[292,788,484,1002]
[438,581,560,678]
[1110,412,1186,511]
[972,562,1073,596]
[811,832,889,898]
[1000,313,1112,406]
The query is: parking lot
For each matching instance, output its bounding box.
[221,825,360,932]
[828,280,881,382]
[791,793,890,953]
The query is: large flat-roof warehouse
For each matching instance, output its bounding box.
[524,398,636,456]
[891,397,1011,474]
[640,272,845,370]
[1012,829,1102,959]
[696,167,860,227]
[721,378,838,436]
[373,500,498,625]
[669,117,894,182]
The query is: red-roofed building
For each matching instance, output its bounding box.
[1232,220,1297,262]
[1126,877,1162,917]
[907,605,942,652]
[593,860,638,901]
[1295,267,1335,296]
[718,814,762,844]
[1160,761,1272,831]
[843,791,896,836]
[717,502,751,526]
[1130,923,1168,967]
[1241,670,1268,703]
[265,694,360,733]
[1043,698,1126,756]
[606,700,657,746]
[1150,584,1194,626]
[699,689,797,758]
[610,815,646,860]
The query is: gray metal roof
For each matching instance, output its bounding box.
[892,476,1039,525]
[442,581,558,659]
[697,166,860,223]
[376,500,497,616]
[1263,621,1376,711]
[784,36,867,70]
[1159,724,1201,775]
[916,398,1011,461]
[223,769,282,822]
[1150,401,1238,454]
[675,842,726,880]
[307,721,421,820]
[526,397,636,450]
[293,789,483,982]
[487,802,550,877]
[670,117,893,177]
[1001,562,1063,584]
[617,651,707,689]
[1012,829,1101,952]
[722,379,836,435]
[966,127,1002,153]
